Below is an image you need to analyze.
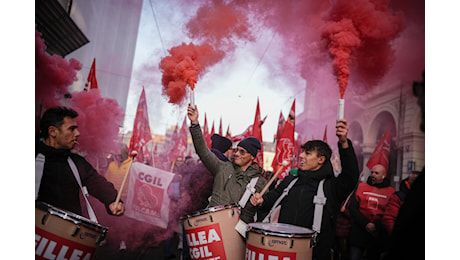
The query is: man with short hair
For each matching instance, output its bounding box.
[250,119,359,260]
[348,164,395,260]
[36,106,124,217]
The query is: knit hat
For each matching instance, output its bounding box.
[237,137,261,157]
[211,134,232,153]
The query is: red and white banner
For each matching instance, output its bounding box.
[185,223,227,259]
[129,87,153,163]
[125,162,175,228]
[366,122,393,173]
[245,244,297,260]
[272,100,295,179]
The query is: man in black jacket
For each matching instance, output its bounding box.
[250,119,359,260]
[36,106,124,217]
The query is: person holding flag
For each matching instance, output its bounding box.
[250,118,359,260]
[187,104,268,228]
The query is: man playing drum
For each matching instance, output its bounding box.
[187,104,267,225]
[36,106,125,217]
[250,119,359,260]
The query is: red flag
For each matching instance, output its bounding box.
[272,99,295,179]
[211,120,215,135]
[203,113,211,148]
[366,122,393,173]
[169,116,188,162]
[231,125,253,143]
[323,125,328,143]
[225,125,231,139]
[219,117,223,136]
[252,98,265,168]
[84,58,98,91]
[129,87,153,163]
[274,110,285,144]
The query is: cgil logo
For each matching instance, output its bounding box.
[268,239,288,247]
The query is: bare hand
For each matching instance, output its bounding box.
[187,104,199,124]
[250,192,264,206]
[365,222,378,237]
[336,119,349,149]
[109,201,125,216]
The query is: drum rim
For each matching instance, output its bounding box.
[36,201,108,233]
[180,203,240,219]
[248,223,314,238]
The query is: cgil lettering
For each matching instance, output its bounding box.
[35,234,92,260]
[138,172,163,187]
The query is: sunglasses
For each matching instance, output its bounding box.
[234,148,248,155]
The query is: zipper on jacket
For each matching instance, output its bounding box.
[224,174,232,191]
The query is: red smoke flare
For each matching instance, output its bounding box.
[321,0,405,98]
[159,42,224,105]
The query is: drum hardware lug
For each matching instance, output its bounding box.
[310,232,318,248]
[290,238,294,248]
[231,208,235,216]
[187,218,192,227]
[209,214,214,222]
[72,224,81,237]
[261,235,265,245]
[41,212,49,225]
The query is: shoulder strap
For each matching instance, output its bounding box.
[263,177,299,223]
[67,157,98,223]
[35,153,46,200]
[238,177,259,208]
[312,179,327,233]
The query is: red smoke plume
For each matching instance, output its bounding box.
[159,42,224,105]
[35,26,82,110]
[321,0,405,98]
[68,89,124,168]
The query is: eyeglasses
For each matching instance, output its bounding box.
[234,148,248,155]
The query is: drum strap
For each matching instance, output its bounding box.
[67,157,99,223]
[35,153,46,200]
[238,177,259,208]
[311,179,326,248]
[262,177,299,223]
[312,179,326,233]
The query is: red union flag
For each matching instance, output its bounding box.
[272,100,295,179]
[129,87,153,163]
[252,98,265,168]
[125,162,175,228]
[203,113,211,148]
[366,122,393,173]
[169,116,188,162]
[84,58,98,91]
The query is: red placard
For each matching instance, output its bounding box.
[245,243,297,260]
[35,227,96,260]
[185,223,227,260]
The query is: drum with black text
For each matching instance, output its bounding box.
[181,204,245,260]
[246,222,314,260]
[35,201,108,260]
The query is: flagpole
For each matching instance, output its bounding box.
[260,160,289,195]
[114,151,137,206]
[170,159,176,173]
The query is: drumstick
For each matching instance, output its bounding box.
[260,160,289,195]
[114,151,137,206]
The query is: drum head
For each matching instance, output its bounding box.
[248,222,314,238]
[180,203,239,219]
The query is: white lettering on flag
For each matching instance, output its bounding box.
[125,162,175,228]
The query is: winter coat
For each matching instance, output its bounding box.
[348,176,395,248]
[258,139,359,260]
[381,178,411,235]
[189,124,267,224]
[36,140,119,216]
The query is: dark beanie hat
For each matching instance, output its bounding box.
[211,134,232,153]
[237,137,261,157]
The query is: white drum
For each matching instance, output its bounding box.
[181,204,245,260]
[35,201,108,260]
[246,222,314,260]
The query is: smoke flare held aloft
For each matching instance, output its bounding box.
[159,42,224,105]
